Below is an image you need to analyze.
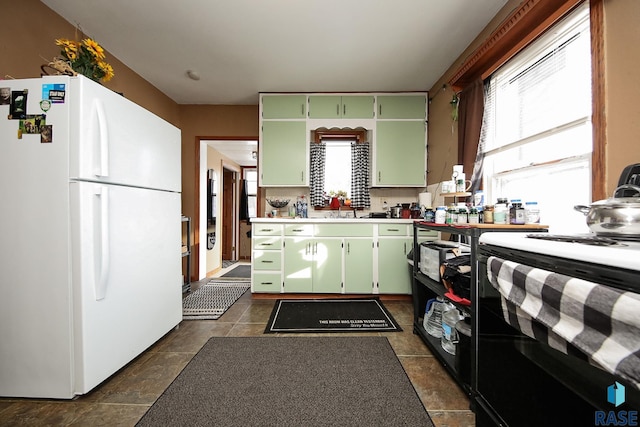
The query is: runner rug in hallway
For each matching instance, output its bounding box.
[136,337,434,427]
[264,298,402,333]
[182,280,249,320]
[221,264,251,278]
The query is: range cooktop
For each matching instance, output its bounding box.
[479,232,640,272]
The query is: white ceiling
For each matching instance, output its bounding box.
[40,0,508,165]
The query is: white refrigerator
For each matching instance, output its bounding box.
[0,75,183,398]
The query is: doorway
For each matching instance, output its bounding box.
[222,167,236,262]
[199,138,255,279]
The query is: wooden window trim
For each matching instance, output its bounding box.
[313,128,367,143]
[449,0,584,89]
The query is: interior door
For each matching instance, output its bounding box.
[222,168,235,260]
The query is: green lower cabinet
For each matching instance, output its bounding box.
[283,237,342,293]
[377,237,412,294]
[312,238,343,293]
[344,239,374,293]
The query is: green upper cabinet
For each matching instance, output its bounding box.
[308,95,375,119]
[377,95,426,119]
[375,121,426,186]
[262,95,307,119]
[260,121,308,186]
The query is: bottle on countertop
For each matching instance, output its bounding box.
[435,206,446,224]
[525,201,540,224]
[494,198,508,224]
[509,199,525,224]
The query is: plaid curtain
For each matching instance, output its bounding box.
[350,142,370,208]
[309,142,326,207]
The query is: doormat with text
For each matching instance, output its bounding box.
[264,298,402,333]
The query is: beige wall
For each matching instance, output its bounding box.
[427,0,640,198]
[602,0,640,194]
[0,0,180,127]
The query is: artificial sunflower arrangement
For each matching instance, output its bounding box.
[50,38,115,83]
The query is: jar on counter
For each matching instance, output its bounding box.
[494,198,508,224]
[435,206,447,224]
[468,207,479,224]
[509,199,525,224]
[483,205,494,224]
[525,201,540,224]
[446,205,457,224]
[424,207,435,223]
[457,207,468,224]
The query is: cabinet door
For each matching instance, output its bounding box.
[308,95,341,119]
[312,238,343,293]
[377,95,426,119]
[342,96,375,118]
[308,95,375,119]
[283,237,313,292]
[344,239,374,293]
[260,121,307,186]
[377,237,412,294]
[375,121,426,186]
[262,95,307,119]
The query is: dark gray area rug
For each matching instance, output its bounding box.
[221,264,251,278]
[136,337,434,427]
[265,298,402,333]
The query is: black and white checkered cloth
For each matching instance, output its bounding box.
[487,256,640,390]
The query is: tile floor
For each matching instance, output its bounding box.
[0,263,475,427]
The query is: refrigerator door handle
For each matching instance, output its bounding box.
[93,99,109,177]
[94,186,110,300]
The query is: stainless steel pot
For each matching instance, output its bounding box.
[574,185,640,237]
[390,204,403,218]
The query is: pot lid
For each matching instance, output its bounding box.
[591,196,640,208]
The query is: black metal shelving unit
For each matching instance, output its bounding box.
[411,222,547,399]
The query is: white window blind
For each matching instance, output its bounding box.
[482,3,592,233]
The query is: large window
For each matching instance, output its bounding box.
[481,3,591,233]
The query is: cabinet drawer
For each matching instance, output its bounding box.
[253,236,282,250]
[253,223,283,236]
[252,272,282,292]
[314,224,373,237]
[378,224,409,236]
[284,224,313,236]
[252,250,282,270]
